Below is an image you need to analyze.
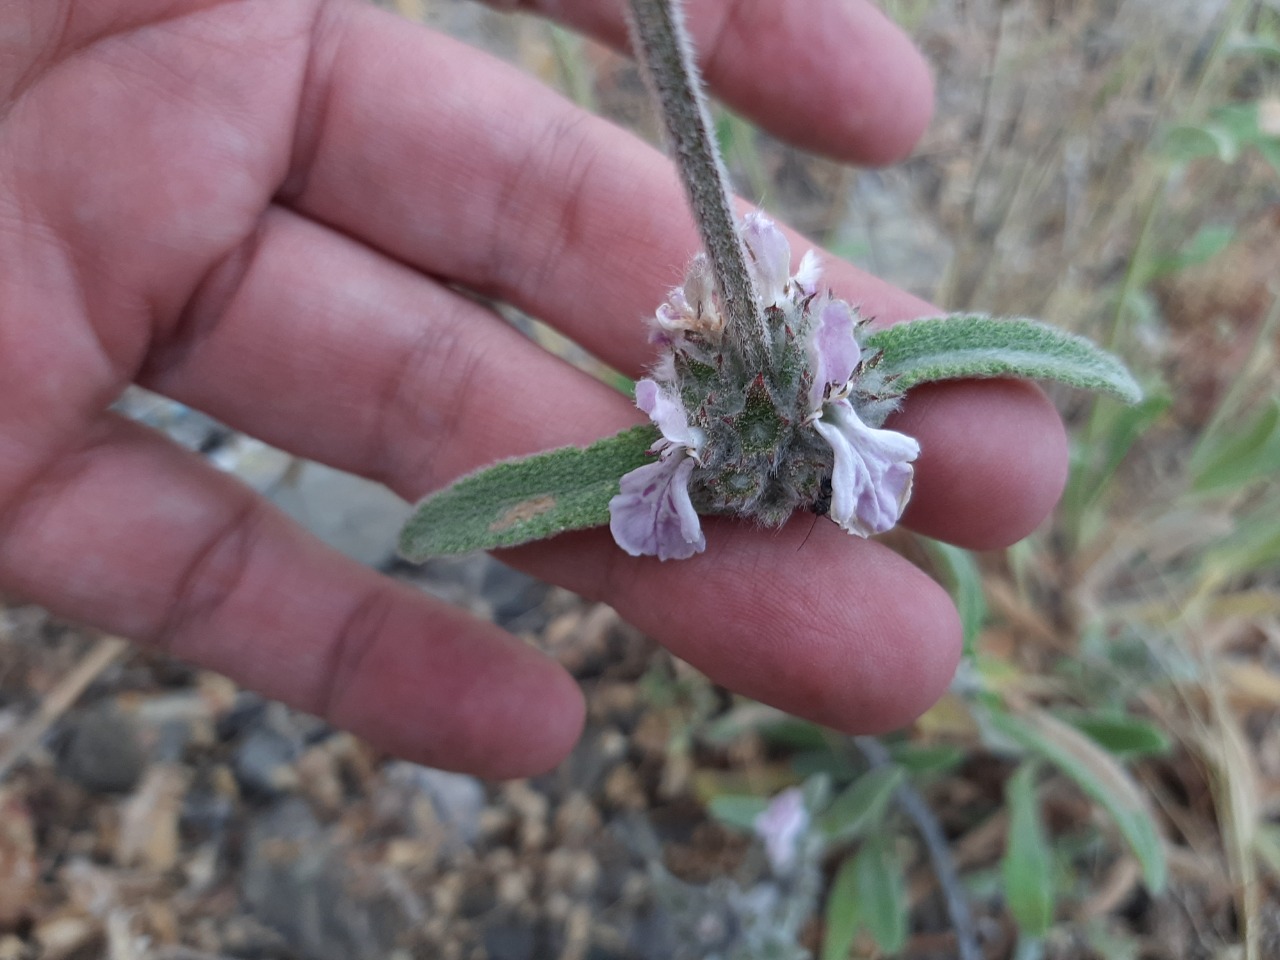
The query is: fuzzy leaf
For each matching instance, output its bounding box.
[852,832,909,953]
[1003,764,1056,936]
[707,794,770,831]
[1066,711,1173,759]
[821,854,863,960]
[987,705,1167,892]
[1190,396,1280,493]
[398,425,660,559]
[923,539,987,657]
[817,765,904,844]
[863,315,1142,404]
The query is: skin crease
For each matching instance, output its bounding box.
[0,0,1067,779]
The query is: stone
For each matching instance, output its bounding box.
[232,726,301,797]
[241,799,422,960]
[57,701,146,794]
[382,763,486,848]
[270,462,410,567]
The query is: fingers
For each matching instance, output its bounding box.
[893,379,1069,548]
[141,207,639,501]
[0,414,584,779]
[505,520,963,734]
[510,0,934,165]
[285,2,934,379]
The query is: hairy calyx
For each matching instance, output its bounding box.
[609,214,920,561]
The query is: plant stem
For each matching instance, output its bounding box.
[623,0,763,353]
[855,736,982,960]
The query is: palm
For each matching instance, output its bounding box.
[0,0,1066,778]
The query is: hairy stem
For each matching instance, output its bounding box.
[623,0,763,353]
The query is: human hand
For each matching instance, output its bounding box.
[0,0,1066,778]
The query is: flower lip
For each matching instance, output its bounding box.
[813,400,919,537]
[608,378,708,560]
[608,452,705,560]
[793,249,822,297]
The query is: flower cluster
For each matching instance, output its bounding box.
[609,214,920,560]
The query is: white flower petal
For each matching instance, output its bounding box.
[636,379,700,450]
[814,401,919,537]
[609,455,706,560]
[793,249,822,296]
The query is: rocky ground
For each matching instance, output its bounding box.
[0,522,765,960]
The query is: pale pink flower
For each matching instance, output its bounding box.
[754,787,809,874]
[805,301,920,537]
[608,379,707,560]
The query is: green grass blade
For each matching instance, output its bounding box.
[1203,503,1280,581]
[863,315,1143,403]
[398,425,660,559]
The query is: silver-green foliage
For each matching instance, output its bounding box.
[398,425,658,560]
[864,315,1142,403]
[398,314,1141,558]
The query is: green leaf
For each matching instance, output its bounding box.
[863,315,1142,404]
[1140,224,1235,283]
[886,741,967,776]
[792,749,861,782]
[1066,711,1172,759]
[1190,396,1280,494]
[758,718,832,750]
[985,705,1167,892]
[822,838,910,958]
[1003,764,1056,936]
[854,833,909,953]
[821,855,863,960]
[817,765,905,844]
[1161,122,1240,164]
[707,794,770,831]
[1204,503,1280,580]
[398,425,660,558]
[1067,392,1170,511]
[923,539,987,657]
[1215,103,1269,147]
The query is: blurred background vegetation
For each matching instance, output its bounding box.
[1,0,1278,958]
